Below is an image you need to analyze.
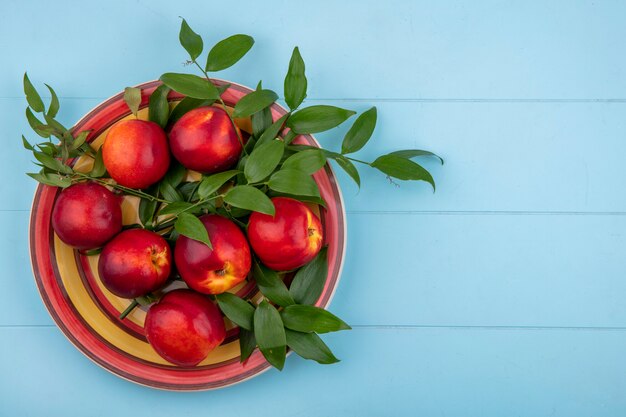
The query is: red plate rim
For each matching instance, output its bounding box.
[28,79,348,391]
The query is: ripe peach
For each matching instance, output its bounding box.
[51,182,122,250]
[98,229,171,299]
[247,197,323,271]
[102,119,170,189]
[175,214,251,294]
[168,106,242,173]
[145,289,226,367]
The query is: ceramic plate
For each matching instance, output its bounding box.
[29,80,347,390]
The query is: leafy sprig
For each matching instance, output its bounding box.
[22,17,443,370]
[216,248,345,368]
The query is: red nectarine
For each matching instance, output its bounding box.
[247,197,323,271]
[98,229,171,298]
[145,289,226,367]
[51,182,122,250]
[175,214,251,294]
[102,119,170,189]
[168,106,242,173]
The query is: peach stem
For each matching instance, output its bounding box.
[119,299,139,320]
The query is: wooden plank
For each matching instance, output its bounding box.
[2,1,626,99]
[5,211,626,327]
[1,326,624,416]
[7,99,626,212]
[332,213,626,326]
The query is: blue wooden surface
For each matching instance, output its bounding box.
[2,0,625,415]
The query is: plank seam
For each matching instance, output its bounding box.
[4,324,626,331]
[350,325,626,331]
[5,97,626,103]
[5,209,626,216]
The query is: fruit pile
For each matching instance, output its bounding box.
[23,19,441,371]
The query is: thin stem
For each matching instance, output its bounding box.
[192,61,248,156]
[192,60,205,76]
[344,156,371,166]
[176,194,223,216]
[283,130,297,145]
[154,218,176,232]
[119,299,139,320]
[74,172,169,203]
[218,96,248,155]
[150,195,224,232]
[230,216,247,229]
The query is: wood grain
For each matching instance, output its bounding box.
[2,0,625,415]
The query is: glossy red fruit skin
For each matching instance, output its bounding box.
[168,106,242,173]
[175,214,251,295]
[102,119,170,189]
[98,229,171,299]
[247,197,323,271]
[144,289,226,367]
[51,182,123,250]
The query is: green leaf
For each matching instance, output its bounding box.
[158,201,195,216]
[33,152,72,174]
[371,154,436,190]
[225,207,250,218]
[23,73,44,113]
[216,293,255,331]
[285,329,339,364]
[25,107,52,138]
[27,172,72,188]
[289,247,328,305]
[235,155,248,185]
[178,181,200,201]
[286,105,356,134]
[223,185,275,215]
[250,81,274,138]
[44,113,68,134]
[239,328,257,362]
[282,131,298,147]
[89,147,106,178]
[36,142,58,156]
[341,107,377,154]
[281,305,351,334]
[178,18,203,61]
[253,263,294,307]
[174,212,212,248]
[167,97,215,126]
[268,169,320,197]
[282,149,326,174]
[148,85,171,128]
[138,193,159,229]
[266,192,327,208]
[254,300,286,370]
[22,135,34,151]
[251,110,272,138]
[71,131,90,150]
[159,179,184,201]
[257,113,289,148]
[284,47,307,110]
[389,149,444,165]
[206,34,255,72]
[233,89,278,118]
[332,155,360,188]
[160,73,220,100]
[163,162,187,188]
[197,170,239,199]
[123,87,141,117]
[45,84,60,118]
[245,140,284,183]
